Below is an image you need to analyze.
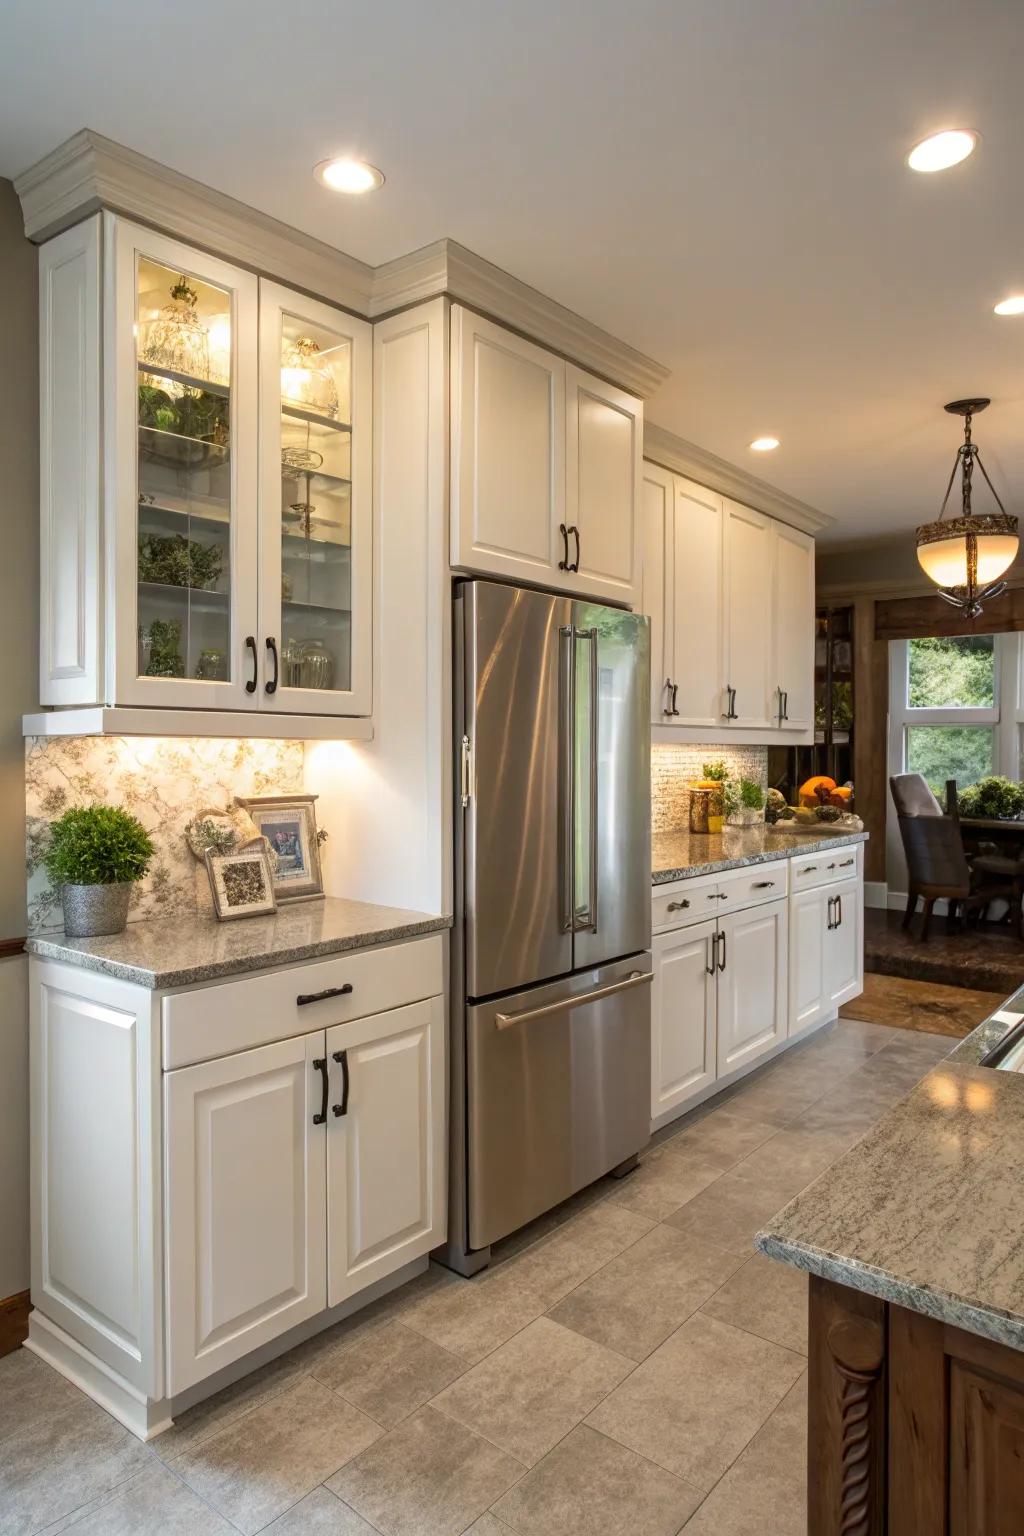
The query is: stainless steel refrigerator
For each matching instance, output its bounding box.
[442,578,652,1274]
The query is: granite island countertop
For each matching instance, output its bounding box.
[652,825,868,884]
[756,990,1024,1351]
[26,897,451,989]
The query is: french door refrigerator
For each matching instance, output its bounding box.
[443,579,652,1274]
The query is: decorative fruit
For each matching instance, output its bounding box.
[829,786,853,808]
[766,787,787,809]
[799,775,836,808]
[815,804,842,823]
[777,805,795,820]
[793,805,817,824]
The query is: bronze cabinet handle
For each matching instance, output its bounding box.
[558,523,570,570]
[666,899,690,912]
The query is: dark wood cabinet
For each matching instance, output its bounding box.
[809,1275,1024,1533]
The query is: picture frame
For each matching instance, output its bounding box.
[235,793,325,903]
[205,846,278,921]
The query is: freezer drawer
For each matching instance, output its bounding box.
[466,955,652,1250]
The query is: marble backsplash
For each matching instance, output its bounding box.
[652,743,768,833]
[26,736,305,933]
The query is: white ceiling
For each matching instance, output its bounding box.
[2,0,1022,545]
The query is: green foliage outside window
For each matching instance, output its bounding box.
[908,635,995,708]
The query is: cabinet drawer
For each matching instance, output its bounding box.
[652,873,723,932]
[162,935,445,1069]
[790,844,861,892]
[716,860,789,913]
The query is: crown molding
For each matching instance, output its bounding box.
[15,131,670,397]
[644,421,833,535]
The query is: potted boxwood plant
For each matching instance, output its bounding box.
[43,805,155,938]
[725,777,766,828]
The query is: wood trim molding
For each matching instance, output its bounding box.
[14,132,670,398]
[644,422,832,534]
[875,586,1024,641]
[0,938,26,959]
[809,1275,887,1536]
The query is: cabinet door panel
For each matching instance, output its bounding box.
[164,1030,326,1395]
[652,921,718,1120]
[641,462,674,724]
[717,898,787,1076]
[826,879,863,1012]
[723,500,773,728]
[258,281,372,716]
[773,523,815,730]
[789,884,828,1036]
[566,366,641,604]
[950,1361,1024,1535]
[671,478,725,727]
[110,217,259,710]
[327,998,444,1306]
[451,306,564,583]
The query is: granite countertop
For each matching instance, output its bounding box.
[652,825,868,884]
[26,897,451,989]
[757,992,1024,1351]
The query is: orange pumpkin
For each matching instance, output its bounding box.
[829,786,853,808]
[799,774,836,808]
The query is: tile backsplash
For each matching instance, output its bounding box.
[26,736,305,933]
[652,743,768,833]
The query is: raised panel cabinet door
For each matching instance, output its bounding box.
[717,897,788,1076]
[108,216,260,710]
[164,1030,327,1396]
[565,365,642,604]
[789,884,829,1037]
[773,522,815,730]
[450,305,565,584]
[326,997,445,1307]
[722,499,774,728]
[825,877,863,1013]
[31,962,159,1395]
[651,921,718,1121]
[671,477,726,727]
[950,1360,1024,1535]
[641,461,675,723]
[258,280,372,716]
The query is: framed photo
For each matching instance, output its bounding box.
[235,793,324,903]
[205,846,278,921]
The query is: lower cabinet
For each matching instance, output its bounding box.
[717,898,788,1076]
[651,919,718,1120]
[165,997,445,1396]
[789,877,864,1037]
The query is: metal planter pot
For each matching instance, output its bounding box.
[61,882,133,938]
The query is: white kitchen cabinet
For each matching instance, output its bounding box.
[825,879,863,1013]
[772,522,815,730]
[327,998,445,1306]
[37,213,373,724]
[651,920,718,1120]
[722,499,774,729]
[716,897,788,1075]
[789,869,864,1037]
[641,461,673,721]
[164,1030,327,1395]
[450,306,642,605]
[565,364,642,605]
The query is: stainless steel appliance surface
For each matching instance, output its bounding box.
[444,579,652,1272]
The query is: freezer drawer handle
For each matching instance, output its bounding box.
[493,969,654,1030]
[297,984,353,1007]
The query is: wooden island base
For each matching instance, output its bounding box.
[809,1274,1024,1534]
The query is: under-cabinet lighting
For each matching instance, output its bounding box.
[314,158,385,194]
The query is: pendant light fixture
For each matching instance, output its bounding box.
[915,399,1018,618]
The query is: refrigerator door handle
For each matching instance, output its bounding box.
[559,624,576,933]
[574,626,599,934]
[494,969,654,1030]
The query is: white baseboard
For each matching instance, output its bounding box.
[864,882,888,910]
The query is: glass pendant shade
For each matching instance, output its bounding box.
[280,335,339,419]
[916,517,1019,587]
[139,275,212,383]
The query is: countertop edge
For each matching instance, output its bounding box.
[26,913,452,989]
[652,830,869,885]
[754,1228,1024,1353]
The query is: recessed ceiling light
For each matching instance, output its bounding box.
[907,129,977,173]
[750,436,780,452]
[994,295,1024,316]
[314,157,385,194]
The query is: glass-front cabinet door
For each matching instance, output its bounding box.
[111,218,259,708]
[258,281,372,716]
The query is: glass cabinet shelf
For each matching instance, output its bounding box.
[138,360,229,398]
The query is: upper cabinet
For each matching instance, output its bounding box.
[450,306,642,606]
[38,213,372,724]
[642,457,815,740]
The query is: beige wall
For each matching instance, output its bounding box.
[0,178,37,1296]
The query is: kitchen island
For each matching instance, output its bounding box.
[757,991,1024,1534]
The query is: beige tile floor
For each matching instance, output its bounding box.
[0,1018,952,1536]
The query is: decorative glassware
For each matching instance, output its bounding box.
[280,335,339,419]
[139,275,212,383]
[689,786,712,835]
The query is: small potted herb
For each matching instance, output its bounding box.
[725,777,766,828]
[43,805,155,938]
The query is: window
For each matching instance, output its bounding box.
[907,635,995,709]
[905,725,994,790]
